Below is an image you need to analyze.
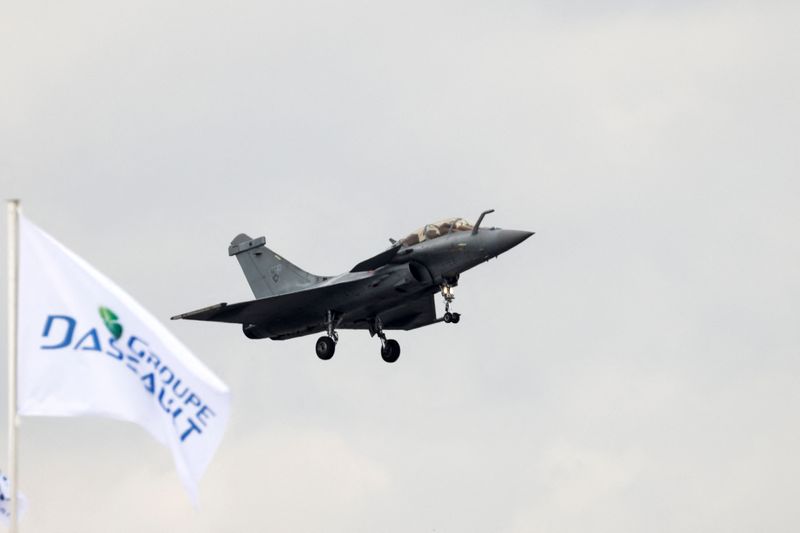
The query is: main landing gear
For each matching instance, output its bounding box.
[315,312,401,363]
[372,317,400,363]
[315,310,339,360]
[440,280,461,324]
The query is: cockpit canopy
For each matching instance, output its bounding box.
[399,217,473,246]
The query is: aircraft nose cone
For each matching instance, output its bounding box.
[493,229,534,255]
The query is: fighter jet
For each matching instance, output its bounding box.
[172,209,533,363]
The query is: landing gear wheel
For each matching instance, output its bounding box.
[315,336,336,360]
[451,313,461,324]
[381,339,401,363]
[444,312,452,323]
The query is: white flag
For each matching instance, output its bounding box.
[0,471,28,526]
[17,216,230,503]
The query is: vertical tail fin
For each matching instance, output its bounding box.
[228,234,322,299]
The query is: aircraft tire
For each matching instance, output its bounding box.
[451,313,461,323]
[315,336,336,360]
[444,312,452,323]
[381,339,401,363]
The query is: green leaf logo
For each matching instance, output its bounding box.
[99,306,123,340]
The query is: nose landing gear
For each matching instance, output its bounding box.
[440,282,461,324]
[443,312,461,323]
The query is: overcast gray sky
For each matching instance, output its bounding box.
[2,0,799,531]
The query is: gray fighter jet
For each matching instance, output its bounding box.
[172,209,533,363]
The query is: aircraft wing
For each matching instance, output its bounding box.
[171,279,365,325]
[173,280,438,333]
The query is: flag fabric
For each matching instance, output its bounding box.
[17,216,230,503]
[0,471,27,526]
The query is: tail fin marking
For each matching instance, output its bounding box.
[228,233,321,299]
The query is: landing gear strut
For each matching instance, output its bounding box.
[440,281,461,324]
[372,317,400,363]
[315,310,339,360]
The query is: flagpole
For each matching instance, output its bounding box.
[7,199,19,533]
